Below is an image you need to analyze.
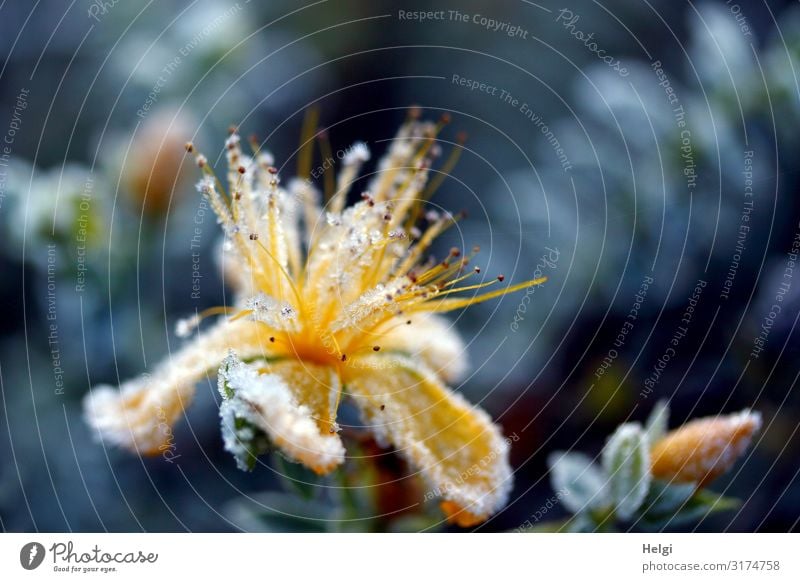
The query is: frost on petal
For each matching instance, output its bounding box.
[650,409,762,486]
[218,354,345,475]
[244,292,299,331]
[345,355,513,526]
[330,277,410,333]
[376,313,468,383]
[83,319,275,454]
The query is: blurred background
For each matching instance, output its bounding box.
[1,0,799,532]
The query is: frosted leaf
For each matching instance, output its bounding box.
[219,398,271,472]
[547,452,610,514]
[602,423,650,520]
[217,350,241,399]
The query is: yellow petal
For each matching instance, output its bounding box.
[83,319,275,454]
[650,409,761,486]
[345,355,512,525]
[376,314,468,383]
[220,356,345,474]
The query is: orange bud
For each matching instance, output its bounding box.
[650,410,761,487]
[124,109,193,217]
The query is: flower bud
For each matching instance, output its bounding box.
[124,109,193,216]
[650,409,761,486]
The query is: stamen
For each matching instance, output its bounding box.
[421,133,467,202]
[297,106,320,180]
[317,129,336,202]
[410,277,548,313]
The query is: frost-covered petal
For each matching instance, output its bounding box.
[345,355,512,526]
[219,355,345,474]
[377,313,468,383]
[83,319,275,454]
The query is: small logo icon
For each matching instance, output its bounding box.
[20,542,46,570]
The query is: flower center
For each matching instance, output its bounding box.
[279,330,345,369]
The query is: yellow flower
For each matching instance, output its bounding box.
[650,409,761,487]
[84,111,545,526]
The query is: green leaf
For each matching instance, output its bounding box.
[513,514,595,533]
[674,489,740,525]
[567,512,607,532]
[639,484,740,530]
[223,492,333,532]
[644,479,697,515]
[232,416,271,471]
[602,422,651,520]
[547,451,610,514]
[644,400,670,445]
[638,479,697,528]
[387,514,446,533]
[273,453,321,500]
